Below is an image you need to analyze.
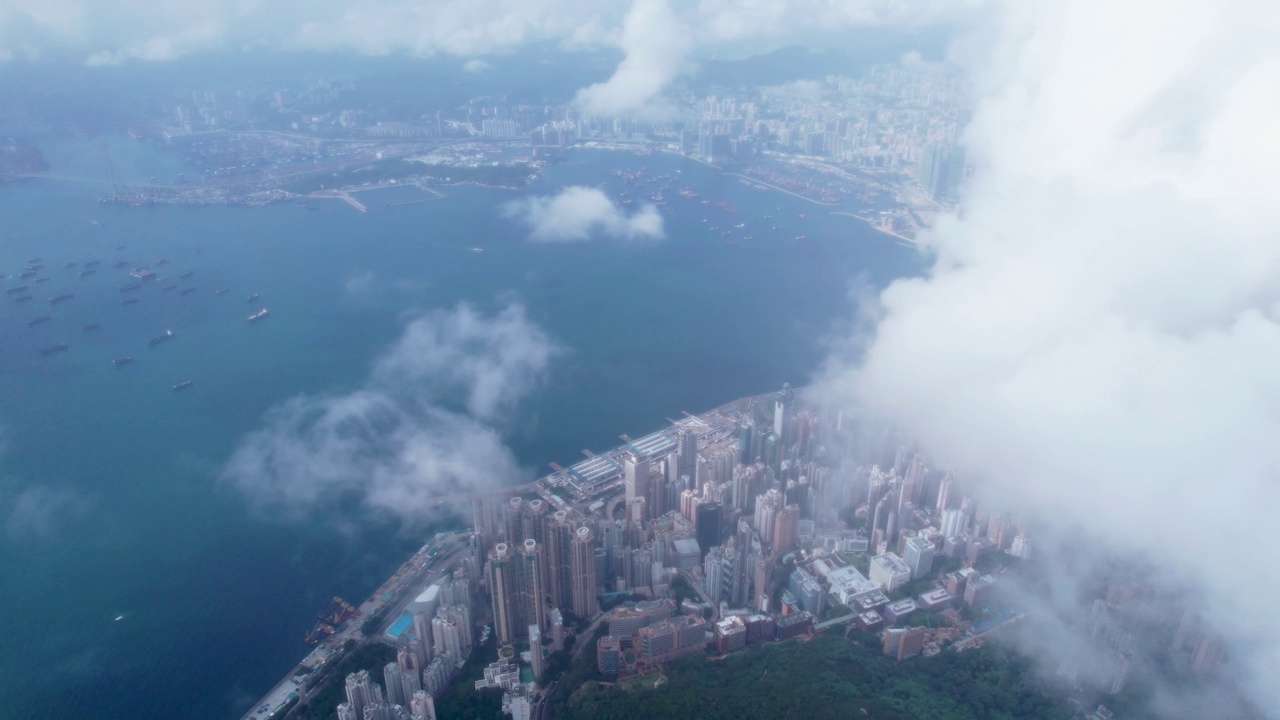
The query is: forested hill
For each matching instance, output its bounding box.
[565,633,1072,720]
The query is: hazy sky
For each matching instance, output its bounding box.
[0,0,971,114]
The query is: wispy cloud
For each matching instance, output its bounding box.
[814,0,1280,713]
[5,485,91,541]
[222,302,558,526]
[504,186,664,243]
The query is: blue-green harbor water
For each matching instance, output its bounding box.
[0,137,918,719]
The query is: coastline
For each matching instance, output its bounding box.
[830,210,926,247]
[724,172,838,207]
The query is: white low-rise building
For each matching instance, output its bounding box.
[869,552,913,593]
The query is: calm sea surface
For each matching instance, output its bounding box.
[0,137,918,719]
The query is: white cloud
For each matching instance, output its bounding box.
[573,0,693,117]
[814,0,1280,712]
[222,302,557,526]
[372,303,560,421]
[5,485,90,540]
[462,58,492,72]
[504,186,664,243]
[0,0,621,64]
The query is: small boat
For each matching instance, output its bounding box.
[113,356,133,366]
[64,261,77,269]
[121,298,138,306]
[115,245,127,251]
[180,271,194,279]
[27,257,42,263]
[27,316,52,327]
[82,323,101,333]
[180,287,198,296]
[35,277,50,284]
[19,270,35,280]
[246,293,259,303]
[112,260,128,269]
[162,284,177,292]
[50,294,75,304]
[248,308,269,323]
[79,269,96,278]
[119,283,140,292]
[40,343,68,356]
[148,330,175,347]
[173,380,193,391]
[6,285,29,294]
[215,288,230,296]
[113,614,127,622]
[13,295,32,304]
[84,260,101,268]
[156,259,170,266]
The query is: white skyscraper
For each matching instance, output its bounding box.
[903,536,935,579]
[624,452,651,521]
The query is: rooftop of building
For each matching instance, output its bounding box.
[871,552,912,574]
[919,588,953,603]
[624,429,677,459]
[567,454,621,488]
[886,599,918,614]
[673,538,701,555]
[776,611,815,627]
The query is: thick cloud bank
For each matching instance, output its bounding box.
[816,0,1280,711]
[222,303,557,525]
[504,186,664,242]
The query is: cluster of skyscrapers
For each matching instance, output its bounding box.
[324,381,1218,717]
